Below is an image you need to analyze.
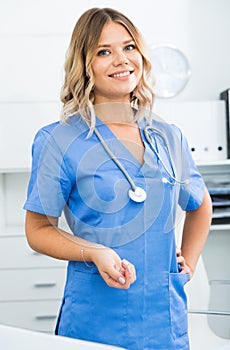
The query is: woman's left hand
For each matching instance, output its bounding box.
[176,247,192,277]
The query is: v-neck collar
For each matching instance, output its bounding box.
[94,116,156,176]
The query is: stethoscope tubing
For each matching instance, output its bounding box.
[94,127,137,192]
[93,123,190,202]
[144,126,190,186]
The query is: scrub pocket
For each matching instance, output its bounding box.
[169,273,190,339]
[57,262,128,346]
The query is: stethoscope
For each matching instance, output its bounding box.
[94,125,190,203]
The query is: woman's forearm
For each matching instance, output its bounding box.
[181,188,212,277]
[25,210,103,262]
[25,210,136,289]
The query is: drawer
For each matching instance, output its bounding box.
[209,282,230,311]
[0,268,66,301]
[0,236,67,269]
[202,229,230,281]
[0,300,61,333]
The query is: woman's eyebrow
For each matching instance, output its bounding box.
[97,39,134,48]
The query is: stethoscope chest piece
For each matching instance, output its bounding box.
[128,186,147,203]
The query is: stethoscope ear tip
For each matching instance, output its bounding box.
[184,179,190,185]
[162,177,169,184]
[161,177,176,186]
[161,177,190,186]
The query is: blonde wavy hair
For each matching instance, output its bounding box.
[61,7,154,128]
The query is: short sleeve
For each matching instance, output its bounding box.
[174,126,205,211]
[23,126,72,217]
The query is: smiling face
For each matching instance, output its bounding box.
[91,21,143,105]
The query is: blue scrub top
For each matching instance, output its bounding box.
[24,115,205,350]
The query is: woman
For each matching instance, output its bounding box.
[24,7,212,350]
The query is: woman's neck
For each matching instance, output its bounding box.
[94,102,135,126]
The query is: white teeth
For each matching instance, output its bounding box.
[112,71,130,78]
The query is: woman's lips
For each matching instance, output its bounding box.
[109,70,133,78]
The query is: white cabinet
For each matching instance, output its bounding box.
[0,170,67,333]
[0,268,66,301]
[0,301,62,333]
[0,95,71,331]
[0,234,66,332]
[0,236,66,269]
[0,100,67,332]
[196,161,230,340]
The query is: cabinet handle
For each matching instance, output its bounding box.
[33,282,57,288]
[35,314,57,320]
[210,279,230,285]
[189,310,230,316]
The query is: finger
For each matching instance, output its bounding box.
[177,255,185,265]
[122,259,132,273]
[100,263,126,285]
[101,271,126,288]
[176,246,181,257]
[103,272,133,290]
[180,266,191,275]
[107,275,131,290]
[122,259,136,283]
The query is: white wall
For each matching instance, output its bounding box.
[0,0,229,107]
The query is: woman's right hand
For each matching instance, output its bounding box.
[25,211,136,289]
[89,246,136,289]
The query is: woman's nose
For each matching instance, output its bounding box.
[113,50,129,66]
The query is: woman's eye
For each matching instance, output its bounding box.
[124,44,136,51]
[97,49,110,56]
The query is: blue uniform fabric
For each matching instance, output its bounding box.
[24,115,205,350]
